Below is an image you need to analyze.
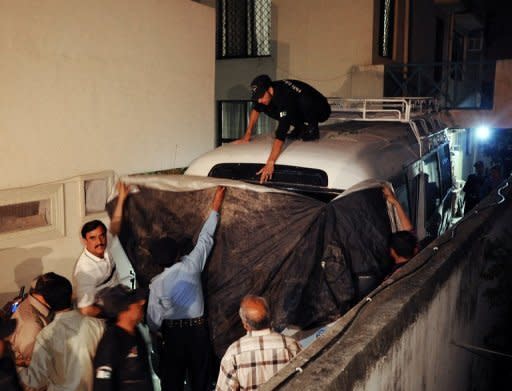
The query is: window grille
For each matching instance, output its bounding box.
[217,0,271,59]
[0,183,65,249]
[379,0,395,58]
[0,201,50,234]
[217,100,275,144]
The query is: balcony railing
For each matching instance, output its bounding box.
[384,61,496,110]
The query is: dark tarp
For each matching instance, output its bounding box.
[106,177,393,356]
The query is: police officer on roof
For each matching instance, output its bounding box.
[233,74,331,183]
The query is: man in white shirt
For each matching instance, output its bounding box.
[73,182,130,317]
[19,274,104,391]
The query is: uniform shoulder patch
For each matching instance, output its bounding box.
[96,365,112,379]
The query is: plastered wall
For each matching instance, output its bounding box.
[215,0,379,101]
[0,0,215,301]
[0,0,215,189]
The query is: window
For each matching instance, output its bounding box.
[217,0,271,59]
[78,171,115,218]
[0,183,65,248]
[423,153,441,223]
[217,100,274,144]
[379,0,395,58]
[0,201,51,235]
[437,144,453,194]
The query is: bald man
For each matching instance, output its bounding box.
[216,295,301,390]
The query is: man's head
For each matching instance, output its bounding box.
[490,165,501,181]
[81,220,107,258]
[474,160,484,176]
[31,272,70,308]
[149,236,194,267]
[34,273,73,312]
[389,231,418,264]
[97,284,147,324]
[251,74,273,105]
[239,295,271,332]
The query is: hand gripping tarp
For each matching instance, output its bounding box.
[106,175,395,356]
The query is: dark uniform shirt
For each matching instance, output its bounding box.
[0,345,23,391]
[93,325,153,391]
[462,173,486,212]
[253,79,330,141]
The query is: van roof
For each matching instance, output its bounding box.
[186,121,422,190]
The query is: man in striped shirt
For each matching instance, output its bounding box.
[216,295,301,390]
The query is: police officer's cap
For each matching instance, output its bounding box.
[251,74,272,101]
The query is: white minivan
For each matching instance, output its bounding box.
[186,98,459,243]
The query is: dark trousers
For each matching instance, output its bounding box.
[160,322,211,391]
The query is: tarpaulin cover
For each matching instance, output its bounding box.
[106,176,394,356]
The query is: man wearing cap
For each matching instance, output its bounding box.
[147,186,226,391]
[9,273,56,376]
[93,285,153,391]
[73,181,130,317]
[463,160,486,214]
[234,74,331,183]
[18,273,104,391]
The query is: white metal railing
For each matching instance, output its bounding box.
[327,97,438,123]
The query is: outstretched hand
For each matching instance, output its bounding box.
[212,186,226,212]
[231,138,250,145]
[116,181,131,201]
[257,162,274,183]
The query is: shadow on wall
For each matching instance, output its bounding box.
[0,247,51,306]
[331,65,385,98]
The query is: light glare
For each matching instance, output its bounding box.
[475,126,490,141]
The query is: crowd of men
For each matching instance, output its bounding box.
[0,180,416,391]
[463,160,504,214]
[0,76,423,391]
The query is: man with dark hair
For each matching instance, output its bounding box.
[73,182,131,317]
[19,274,104,391]
[9,273,56,370]
[0,318,22,391]
[463,160,486,214]
[216,295,301,390]
[93,285,153,391]
[388,231,419,273]
[234,74,331,183]
[147,186,225,391]
[482,164,503,195]
[382,185,418,275]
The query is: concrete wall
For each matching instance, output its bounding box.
[265,178,512,390]
[216,0,381,100]
[0,0,215,301]
[0,0,215,189]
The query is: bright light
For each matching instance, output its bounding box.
[475,126,490,141]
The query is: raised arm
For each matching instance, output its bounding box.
[185,186,226,272]
[110,181,130,236]
[383,185,413,232]
[232,109,260,144]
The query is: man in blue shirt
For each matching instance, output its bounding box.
[147,186,226,391]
